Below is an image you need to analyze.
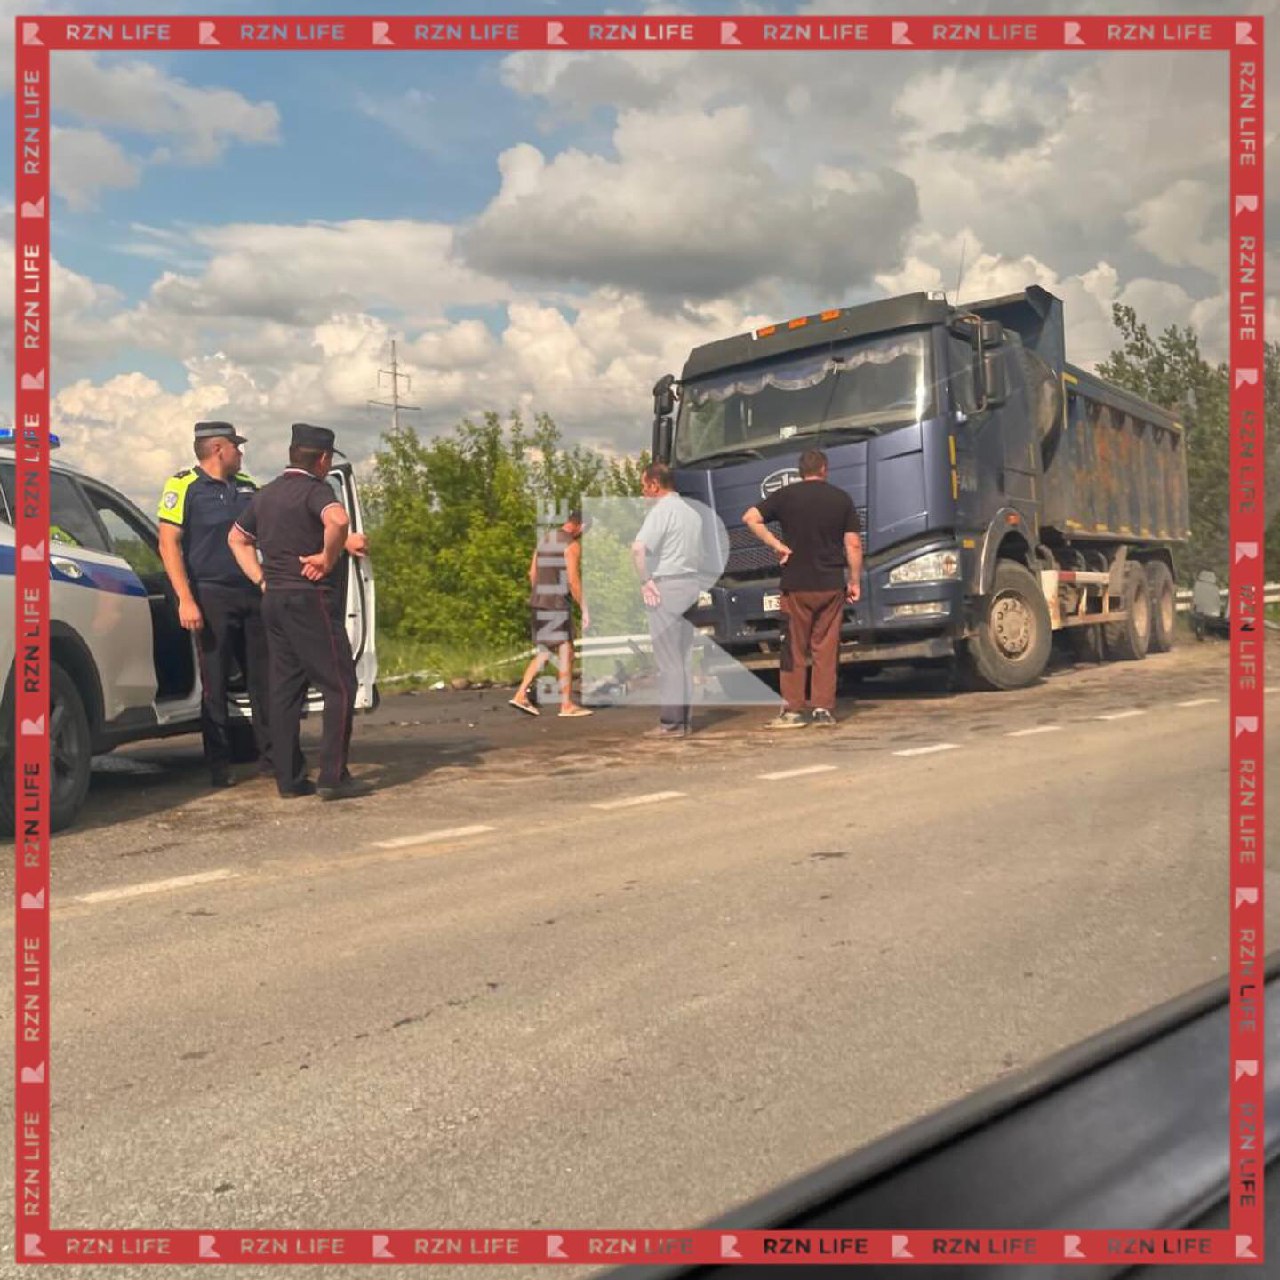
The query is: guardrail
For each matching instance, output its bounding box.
[1175,583,1280,613]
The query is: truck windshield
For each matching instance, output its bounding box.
[675,331,933,466]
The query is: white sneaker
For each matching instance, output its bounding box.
[767,711,807,729]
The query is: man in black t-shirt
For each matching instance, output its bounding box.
[743,448,862,728]
[228,423,371,801]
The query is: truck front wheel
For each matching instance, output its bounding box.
[960,561,1052,690]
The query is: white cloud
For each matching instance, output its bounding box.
[1128,179,1225,277]
[145,219,509,326]
[52,373,231,500]
[53,55,279,164]
[461,106,918,300]
[874,230,1233,369]
[50,125,141,209]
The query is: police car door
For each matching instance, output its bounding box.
[78,479,203,727]
[325,462,377,709]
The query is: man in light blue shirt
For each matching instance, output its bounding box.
[631,463,709,738]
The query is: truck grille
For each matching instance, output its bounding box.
[726,523,782,577]
[724,508,867,581]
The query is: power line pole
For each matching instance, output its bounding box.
[368,338,420,433]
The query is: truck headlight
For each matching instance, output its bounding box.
[888,549,960,584]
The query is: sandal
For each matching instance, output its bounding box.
[508,697,540,717]
[558,706,594,718]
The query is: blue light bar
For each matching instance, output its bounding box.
[0,428,60,448]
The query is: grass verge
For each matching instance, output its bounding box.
[378,635,532,690]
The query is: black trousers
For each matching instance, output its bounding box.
[193,583,272,776]
[261,587,356,790]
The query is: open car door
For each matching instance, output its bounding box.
[322,461,377,711]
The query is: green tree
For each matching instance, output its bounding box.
[1097,306,1279,582]
[364,410,645,653]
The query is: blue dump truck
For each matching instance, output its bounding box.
[652,285,1190,690]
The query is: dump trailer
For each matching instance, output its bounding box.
[651,284,1189,690]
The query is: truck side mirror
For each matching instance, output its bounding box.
[653,415,673,463]
[652,373,676,461]
[981,349,1008,408]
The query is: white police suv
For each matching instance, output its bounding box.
[0,435,377,832]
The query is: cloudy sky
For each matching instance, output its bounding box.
[1,0,1276,504]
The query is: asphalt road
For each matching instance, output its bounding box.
[2,635,1274,1278]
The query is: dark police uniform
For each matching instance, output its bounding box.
[157,424,272,782]
[234,424,359,797]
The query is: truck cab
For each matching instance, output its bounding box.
[0,440,377,831]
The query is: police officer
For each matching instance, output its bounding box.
[227,423,371,802]
[157,421,273,788]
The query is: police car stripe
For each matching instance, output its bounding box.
[0,543,147,597]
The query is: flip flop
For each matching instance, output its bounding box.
[509,698,540,717]
[558,706,594,718]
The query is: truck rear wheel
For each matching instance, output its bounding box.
[1067,625,1104,664]
[1104,563,1152,661]
[1144,561,1176,652]
[959,560,1052,690]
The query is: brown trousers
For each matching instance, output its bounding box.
[780,589,846,713]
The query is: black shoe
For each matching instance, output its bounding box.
[277,780,317,799]
[210,770,234,789]
[318,778,374,802]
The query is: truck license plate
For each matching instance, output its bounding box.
[762,593,781,612]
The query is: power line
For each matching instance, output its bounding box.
[368,338,420,433]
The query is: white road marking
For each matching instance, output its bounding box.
[1096,709,1145,721]
[1007,725,1061,737]
[592,791,686,810]
[1176,698,1219,708]
[372,824,494,850]
[893,743,960,757]
[77,868,237,905]
[758,764,839,781]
